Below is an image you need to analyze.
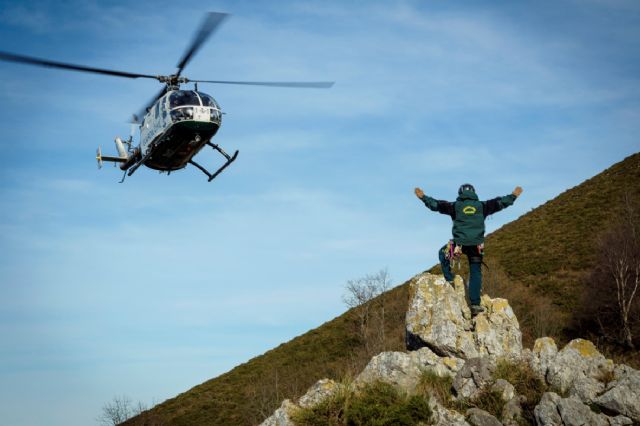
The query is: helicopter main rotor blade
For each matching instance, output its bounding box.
[176,12,228,77]
[188,79,335,88]
[0,51,159,80]
[131,87,167,123]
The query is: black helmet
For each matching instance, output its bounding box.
[458,183,476,195]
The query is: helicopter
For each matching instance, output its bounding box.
[0,12,334,183]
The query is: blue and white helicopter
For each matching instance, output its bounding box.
[0,12,333,182]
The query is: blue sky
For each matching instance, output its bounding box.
[0,0,638,424]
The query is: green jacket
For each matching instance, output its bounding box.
[421,189,517,245]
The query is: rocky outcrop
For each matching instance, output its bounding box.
[405,274,522,360]
[405,274,478,357]
[354,347,463,392]
[261,272,640,426]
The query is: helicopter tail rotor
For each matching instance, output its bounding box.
[96,140,129,171]
[96,147,103,169]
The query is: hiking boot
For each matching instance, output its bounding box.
[470,305,485,316]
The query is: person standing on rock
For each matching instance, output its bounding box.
[414,184,523,316]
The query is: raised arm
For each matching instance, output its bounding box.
[483,186,523,217]
[415,187,455,217]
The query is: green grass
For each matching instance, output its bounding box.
[125,153,640,425]
[416,370,453,408]
[494,358,547,424]
[292,380,432,426]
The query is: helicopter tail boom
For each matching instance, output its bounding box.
[96,137,142,171]
[96,146,127,169]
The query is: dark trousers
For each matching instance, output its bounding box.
[438,243,483,305]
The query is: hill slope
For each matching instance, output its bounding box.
[126,152,640,426]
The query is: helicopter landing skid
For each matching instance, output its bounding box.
[189,142,238,182]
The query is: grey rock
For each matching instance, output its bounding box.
[534,337,558,375]
[501,397,523,426]
[534,392,562,426]
[413,346,466,378]
[355,350,422,392]
[429,397,471,426]
[609,415,634,426]
[534,392,612,426]
[355,347,464,393]
[453,357,495,399]
[556,395,609,426]
[297,379,338,408]
[474,296,523,359]
[406,274,478,358]
[492,379,515,402]
[260,379,342,425]
[466,408,503,426]
[259,399,296,426]
[546,338,614,403]
[595,364,640,422]
[406,273,524,361]
[522,337,558,382]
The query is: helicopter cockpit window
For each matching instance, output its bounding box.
[169,91,201,109]
[197,92,220,109]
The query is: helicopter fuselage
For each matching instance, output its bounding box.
[139,89,223,171]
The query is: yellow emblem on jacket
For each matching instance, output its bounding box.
[463,206,477,215]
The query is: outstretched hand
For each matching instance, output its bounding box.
[513,186,523,197]
[414,187,425,199]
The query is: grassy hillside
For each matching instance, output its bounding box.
[126,152,640,426]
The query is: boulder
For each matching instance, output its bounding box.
[355,351,421,392]
[534,392,563,426]
[297,379,339,408]
[429,397,470,426]
[355,347,464,393]
[556,395,609,426]
[534,391,613,426]
[491,379,515,402]
[474,295,522,358]
[453,357,495,399]
[595,364,640,422]
[259,399,296,426]
[260,379,341,426]
[406,273,523,360]
[406,274,478,358]
[466,408,503,426]
[501,396,523,426]
[546,338,614,403]
[522,337,558,381]
[609,415,634,426]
